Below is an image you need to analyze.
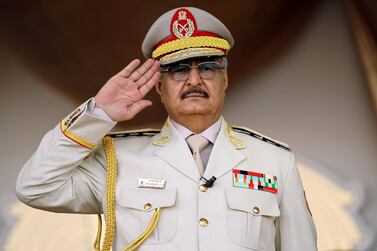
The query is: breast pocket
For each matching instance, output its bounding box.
[225,188,280,250]
[116,188,177,245]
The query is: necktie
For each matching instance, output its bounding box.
[186,134,210,176]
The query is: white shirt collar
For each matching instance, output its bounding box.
[170,117,222,144]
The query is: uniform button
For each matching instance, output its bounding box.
[253,207,260,215]
[199,218,208,227]
[199,185,208,192]
[144,203,152,210]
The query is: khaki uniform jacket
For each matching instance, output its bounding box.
[16,100,317,251]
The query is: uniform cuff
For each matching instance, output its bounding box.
[60,99,117,149]
[87,98,115,122]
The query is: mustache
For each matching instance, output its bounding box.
[180,87,209,99]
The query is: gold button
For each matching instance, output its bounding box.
[253,207,260,215]
[144,203,152,210]
[199,218,208,227]
[199,185,208,192]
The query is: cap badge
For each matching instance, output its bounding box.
[171,9,197,39]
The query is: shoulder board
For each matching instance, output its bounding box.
[232,126,291,151]
[107,128,161,138]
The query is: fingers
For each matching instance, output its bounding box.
[135,60,160,87]
[139,71,161,97]
[129,59,156,82]
[116,59,160,99]
[117,59,160,85]
[118,59,141,78]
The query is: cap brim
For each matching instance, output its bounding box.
[159,47,225,65]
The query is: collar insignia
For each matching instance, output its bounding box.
[226,125,246,149]
[153,135,169,145]
[229,135,246,149]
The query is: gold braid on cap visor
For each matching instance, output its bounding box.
[152,36,230,59]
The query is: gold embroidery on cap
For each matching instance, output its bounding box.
[152,36,230,59]
[172,10,195,38]
[159,47,225,64]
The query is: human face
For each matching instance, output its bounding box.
[156,56,228,122]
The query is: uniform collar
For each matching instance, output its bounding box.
[153,117,246,183]
[170,117,222,144]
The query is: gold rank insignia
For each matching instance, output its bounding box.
[153,135,169,145]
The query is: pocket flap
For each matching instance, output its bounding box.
[225,188,280,217]
[117,188,176,211]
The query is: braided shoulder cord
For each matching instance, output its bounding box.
[94,136,117,251]
[95,135,161,251]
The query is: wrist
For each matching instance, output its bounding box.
[93,96,105,110]
[89,97,115,122]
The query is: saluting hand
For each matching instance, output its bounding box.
[95,59,161,122]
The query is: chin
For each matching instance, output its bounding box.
[179,106,211,115]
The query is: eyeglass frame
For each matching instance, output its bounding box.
[159,56,228,81]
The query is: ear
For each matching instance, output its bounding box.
[156,80,163,96]
[222,71,228,91]
[155,79,165,104]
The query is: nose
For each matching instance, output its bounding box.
[186,66,202,86]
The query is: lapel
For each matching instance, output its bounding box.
[153,117,247,183]
[154,119,201,183]
[203,118,246,180]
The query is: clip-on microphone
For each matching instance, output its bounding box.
[201,176,217,188]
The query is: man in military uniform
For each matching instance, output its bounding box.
[16,7,317,251]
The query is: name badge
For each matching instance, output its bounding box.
[138,178,166,189]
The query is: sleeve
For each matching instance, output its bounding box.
[86,97,115,122]
[15,98,117,214]
[275,152,318,250]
